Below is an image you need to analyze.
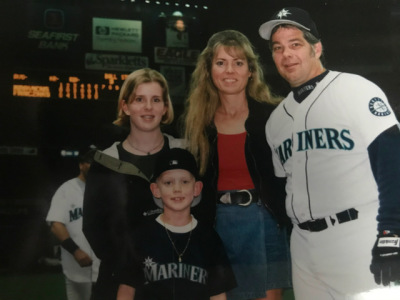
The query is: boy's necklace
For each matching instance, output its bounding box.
[162,215,193,263]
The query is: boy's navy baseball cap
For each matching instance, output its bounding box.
[151,148,201,208]
[259,7,319,40]
[151,148,199,182]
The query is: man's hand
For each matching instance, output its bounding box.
[73,249,93,267]
[370,230,400,286]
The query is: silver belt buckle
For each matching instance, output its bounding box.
[219,192,232,204]
[238,189,252,206]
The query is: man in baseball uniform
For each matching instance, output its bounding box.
[47,149,100,300]
[259,7,400,300]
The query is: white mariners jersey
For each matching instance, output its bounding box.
[266,71,398,224]
[46,177,100,282]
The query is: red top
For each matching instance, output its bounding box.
[217,132,255,191]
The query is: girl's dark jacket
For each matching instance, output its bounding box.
[201,97,289,227]
[82,134,185,299]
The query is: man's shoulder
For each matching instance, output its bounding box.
[269,96,292,117]
[327,70,372,86]
[57,177,82,191]
[50,178,83,207]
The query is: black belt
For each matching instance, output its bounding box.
[298,208,359,232]
[217,189,259,206]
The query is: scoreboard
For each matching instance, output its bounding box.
[12,70,129,101]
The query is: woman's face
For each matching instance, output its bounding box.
[122,81,167,133]
[211,46,252,97]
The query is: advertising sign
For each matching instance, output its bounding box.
[93,18,142,53]
[154,47,199,66]
[85,53,148,71]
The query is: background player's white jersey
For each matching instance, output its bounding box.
[266,71,398,224]
[47,177,100,282]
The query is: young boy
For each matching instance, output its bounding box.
[116,148,237,300]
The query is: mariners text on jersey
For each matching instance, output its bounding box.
[143,258,207,284]
[69,207,83,222]
[275,127,355,164]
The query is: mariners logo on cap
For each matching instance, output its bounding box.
[259,7,320,40]
[369,97,391,117]
[169,159,179,166]
[276,8,291,19]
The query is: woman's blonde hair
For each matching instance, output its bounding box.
[114,68,174,127]
[183,30,280,175]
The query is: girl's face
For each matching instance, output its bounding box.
[122,81,167,133]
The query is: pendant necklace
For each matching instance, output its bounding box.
[127,137,164,155]
[162,215,193,263]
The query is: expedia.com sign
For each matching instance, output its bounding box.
[93,18,142,53]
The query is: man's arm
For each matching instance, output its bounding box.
[50,221,92,267]
[369,124,400,230]
[368,124,400,286]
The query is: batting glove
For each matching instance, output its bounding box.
[370,230,400,286]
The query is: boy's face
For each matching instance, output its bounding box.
[150,169,203,213]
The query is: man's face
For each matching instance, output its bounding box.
[271,26,323,87]
[80,162,91,180]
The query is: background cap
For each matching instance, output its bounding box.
[78,147,97,164]
[259,7,319,40]
[151,148,201,208]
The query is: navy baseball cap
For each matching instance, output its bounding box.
[151,148,201,208]
[151,148,199,182]
[259,7,319,40]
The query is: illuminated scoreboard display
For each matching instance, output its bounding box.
[12,71,129,100]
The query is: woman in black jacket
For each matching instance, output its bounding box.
[183,30,291,300]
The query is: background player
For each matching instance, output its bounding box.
[46,149,100,300]
[117,148,236,300]
[259,7,400,300]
